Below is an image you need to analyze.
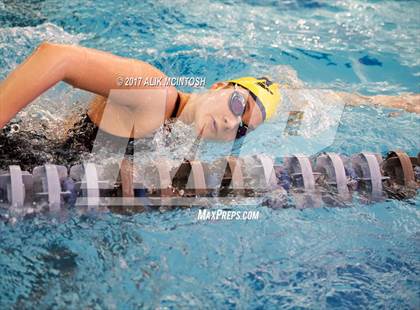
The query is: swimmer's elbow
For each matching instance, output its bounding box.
[32,41,77,81]
[35,41,67,58]
[36,41,54,52]
[37,41,74,51]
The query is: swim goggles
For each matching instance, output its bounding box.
[228,84,252,139]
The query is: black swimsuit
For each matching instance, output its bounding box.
[0,93,182,171]
[64,92,182,157]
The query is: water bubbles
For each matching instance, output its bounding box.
[9,123,20,134]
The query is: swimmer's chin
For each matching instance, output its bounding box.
[194,121,206,139]
[193,121,218,141]
[193,126,233,142]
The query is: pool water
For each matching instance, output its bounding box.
[0,0,419,308]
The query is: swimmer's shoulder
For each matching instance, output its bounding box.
[85,84,180,138]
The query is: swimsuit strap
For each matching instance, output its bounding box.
[170,92,181,118]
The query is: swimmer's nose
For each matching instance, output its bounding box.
[223,115,240,131]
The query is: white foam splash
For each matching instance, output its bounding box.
[0,22,93,138]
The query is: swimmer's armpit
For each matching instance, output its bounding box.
[335,92,420,113]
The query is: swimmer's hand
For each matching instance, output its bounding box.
[369,93,420,113]
[336,92,420,114]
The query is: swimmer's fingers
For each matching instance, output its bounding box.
[336,91,420,113]
[369,94,420,113]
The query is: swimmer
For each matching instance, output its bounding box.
[0,42,419,143]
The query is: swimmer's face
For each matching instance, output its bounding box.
[192,82,264,141]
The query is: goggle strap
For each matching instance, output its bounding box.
[249,91,266,121]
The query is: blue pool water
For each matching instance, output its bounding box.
[0,0,419,308]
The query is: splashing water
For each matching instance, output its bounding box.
[0,1,419,309]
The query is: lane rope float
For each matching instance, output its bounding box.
[0,150,419,209]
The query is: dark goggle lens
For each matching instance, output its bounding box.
[230,93,245,116]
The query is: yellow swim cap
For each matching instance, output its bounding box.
[227,76,281,121]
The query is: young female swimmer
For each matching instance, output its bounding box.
[0,42,419,142]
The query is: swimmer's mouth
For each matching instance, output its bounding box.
[198,122,205,138]
[198,116,217,138]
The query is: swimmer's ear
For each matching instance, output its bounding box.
[210,81,229,90]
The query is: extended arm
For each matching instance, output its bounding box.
[336,91,420,113]
[0,42,174,128]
